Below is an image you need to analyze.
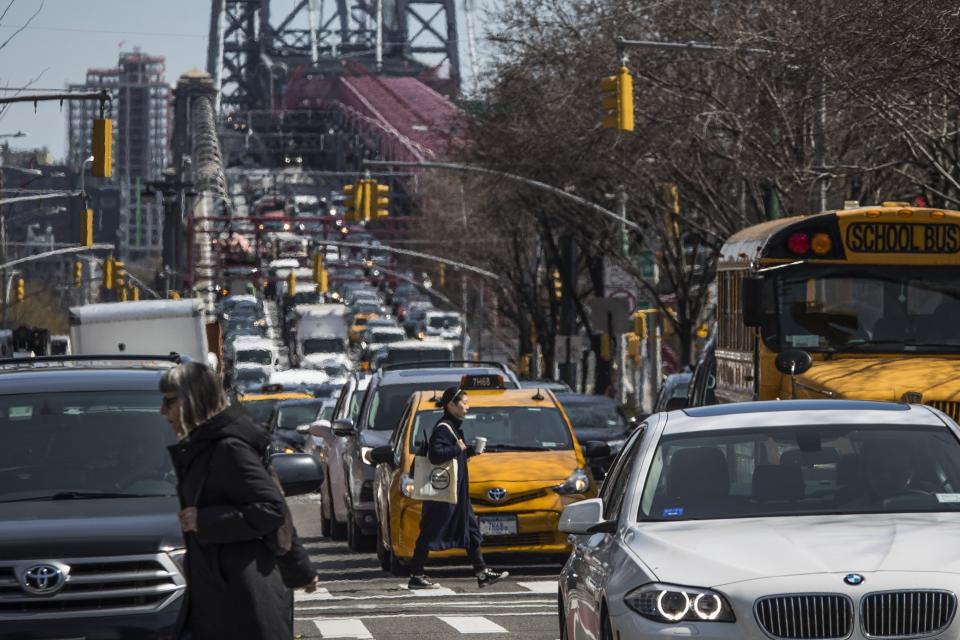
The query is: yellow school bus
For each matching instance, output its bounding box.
[713,202,960,418]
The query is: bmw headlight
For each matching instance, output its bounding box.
[625,583,736,623]
[553,468,589,495]
[400,473,415,497]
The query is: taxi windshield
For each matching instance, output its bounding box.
[409,407,574,452]
[640,424,960,521]
[277,404,321,429]
[774,266,960,352]
[0,391,177,502]
[241,398,279,423]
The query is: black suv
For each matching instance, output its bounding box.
[332,361,519,551]
[0,355,321,638]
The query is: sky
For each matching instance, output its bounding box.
[0,0,497,162]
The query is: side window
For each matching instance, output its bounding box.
[332,380,351,420]
[599,424,646,521]
[391,400,413,450]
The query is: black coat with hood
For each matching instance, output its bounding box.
[168,403,293,639]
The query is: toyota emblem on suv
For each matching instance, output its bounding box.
[488,487,507,502]
[22,564,65,595]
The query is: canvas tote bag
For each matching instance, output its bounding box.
[411,423,458,504]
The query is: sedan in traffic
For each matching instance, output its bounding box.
[559,400,960,640]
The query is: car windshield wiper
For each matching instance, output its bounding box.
[0,491,173,503]
[485,444,550,452]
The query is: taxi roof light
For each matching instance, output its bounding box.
[459,374,506,391]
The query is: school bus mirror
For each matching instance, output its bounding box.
[741,276,768,327]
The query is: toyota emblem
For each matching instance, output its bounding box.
[487,487,507,502]
[843,573,865,586]
[21,564,65,595]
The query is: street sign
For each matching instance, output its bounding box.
[588,297,632,334]
[553,334,585,365]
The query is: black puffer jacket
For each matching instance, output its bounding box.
[168,404,292,639]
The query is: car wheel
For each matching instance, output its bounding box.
[346,512,359,551]
[330,510,348,541]
[388,546,409,577]
[376,526,391,572]
[319,481,332,538]
[600,604,614,640]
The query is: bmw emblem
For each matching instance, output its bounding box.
[487,487,507,502]
[843,573,865,586]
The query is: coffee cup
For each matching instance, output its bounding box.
[473,436,487,454]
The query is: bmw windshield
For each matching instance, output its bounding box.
[640,424,960,521]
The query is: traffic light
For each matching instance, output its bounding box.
[80,208,94,247]
[343,181,366,222]
[15,277,24,303]
[114,261,126,301]
[102,255,115,290]
[551,269,562,299]
[92,118,113,178]
[633,311,647,339]
[372,180,389,218]
[286,270,296,297]
[73,261,83,287]
[599,333,612,361]
[169,290,181,300]
[600,66,634,132]
[131,285,140,301]
[312,254,329,293]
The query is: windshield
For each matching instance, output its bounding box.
[318,404,335,421]
[234,368,268,383]
[639,424,960,521]
[775,266,960,352]
[0,391,177,501]
[561,401,626,430]
[410,407,573,452]
[236,349,272,365]
[277,405,320,429]
[370,331,404,344]
[242,399,279,423]
[428,316,460,329]
[293,290,319,304]
[387,348,452,366]
[303,338,343,354]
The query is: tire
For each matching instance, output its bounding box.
[319,482,332,538]
[330,511,348,541]
[388,547,409,577]
[346,512,359,551]
[376,528,391,572]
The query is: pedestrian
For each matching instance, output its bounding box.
[408,385,509,590]
[161,362,318,639]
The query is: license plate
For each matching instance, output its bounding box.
[479,515,517,536]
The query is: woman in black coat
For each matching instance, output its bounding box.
[161,362,317,639]
[407,385,508,589]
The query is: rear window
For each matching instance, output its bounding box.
[0,391,177,501]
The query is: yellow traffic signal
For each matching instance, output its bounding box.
[633,310,647,339]
[372,181,389,218]
[92,118,113,178]
[286,270,296,297]
[80,208,94,247]
[169,290,181,300]
[114,261,126,289]
[627,333,641,358]
[344,181,366,222]
[131,285,140,301]
[312,254,329,293]
[599,333,612,361]
[318,265,328,294]
[102,255,115,290]
[600,66,634,132]
[552,269,562,299]
[361,179,373,221]
[73,261,83,287]
[14,277,24,302]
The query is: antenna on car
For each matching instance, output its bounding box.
[532,388,544,401]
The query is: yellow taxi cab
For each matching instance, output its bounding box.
[368,374,604,575]
[236,383,314,425]
[348,312,379,345]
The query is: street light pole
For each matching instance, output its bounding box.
[78,155,94,196]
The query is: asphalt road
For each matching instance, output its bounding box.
[289,495,562,639]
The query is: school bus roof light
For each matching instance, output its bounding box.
[881,201,911,207]
[931,210,946,218]
[787,232,810,256]
[811,233,832,255]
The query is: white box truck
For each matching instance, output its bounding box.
[69,299,212,364]
[293,304,349,366]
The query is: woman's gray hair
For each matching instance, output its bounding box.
[159,362,228,433]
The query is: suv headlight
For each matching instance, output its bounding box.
[553,468,589,495]
[625,583,736,623]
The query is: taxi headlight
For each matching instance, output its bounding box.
[553,468,589,495]
[625,583,735,624]
[400,473,415,497]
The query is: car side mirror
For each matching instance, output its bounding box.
[270,453,323,496]
[368,445,395,466]
[775,348,813,376]
[741,275,770,328]
[559,497,608,534]
[332,418,356,437]
[296,423,311,434]
[584,441,611,459]
[309,419,331,437]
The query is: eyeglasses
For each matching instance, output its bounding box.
[161,395,179,409]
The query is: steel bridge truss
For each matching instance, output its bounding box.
[208,0,459,113]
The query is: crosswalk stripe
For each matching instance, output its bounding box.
[438,616,509,634]
[517,580,558,594]
[313,618,373,639]
[295,587,333,601]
